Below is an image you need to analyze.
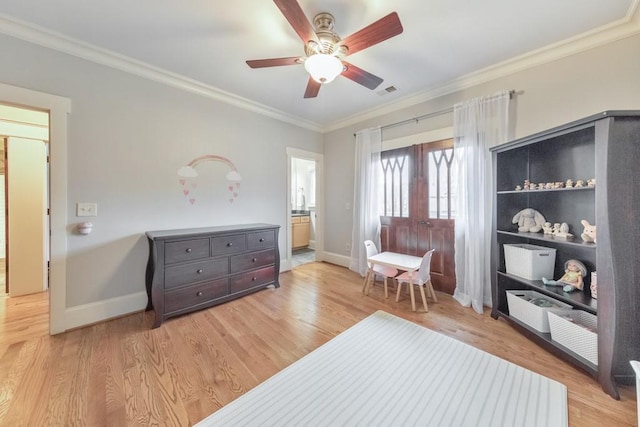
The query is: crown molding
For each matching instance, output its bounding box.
[322,2,640,133]
[0,13,323,133]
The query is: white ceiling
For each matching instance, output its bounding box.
[0,1,638,131]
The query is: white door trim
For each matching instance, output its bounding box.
[0,82,70,335]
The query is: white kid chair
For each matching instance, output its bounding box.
[362,240,398,298]
[395,249,437,312]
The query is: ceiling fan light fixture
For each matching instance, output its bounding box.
[304,54,343,84]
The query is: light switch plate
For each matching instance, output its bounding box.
[77,202,98,217]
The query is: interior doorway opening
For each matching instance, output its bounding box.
[291,156,316,267]
[0,82,70,335]
[286,148,324,270]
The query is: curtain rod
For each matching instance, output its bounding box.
[354,89,519,136]
[381,107,453,132]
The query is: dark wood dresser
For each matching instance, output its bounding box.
[145,223,280,328]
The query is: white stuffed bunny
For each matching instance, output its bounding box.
[512,208,546,233]
[581,219,597,243]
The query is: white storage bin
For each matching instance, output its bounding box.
[504,244,556,280]
[548,310,598,366]
[506,290,572,333]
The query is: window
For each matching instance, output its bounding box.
[379,141,457,220]
[428,147,457,219]
[379,147,410,217]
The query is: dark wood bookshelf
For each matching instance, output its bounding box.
[490,110,640,400]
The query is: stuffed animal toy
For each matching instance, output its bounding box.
[581,220,597,243]
[512,208,546,233]
[553,222,573,239]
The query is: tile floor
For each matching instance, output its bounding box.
[292,247,315,267]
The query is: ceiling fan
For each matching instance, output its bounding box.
[246,0,403,98]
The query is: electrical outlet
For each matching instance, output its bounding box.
[77,202,98,217]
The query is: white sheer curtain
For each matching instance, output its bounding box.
[349,127,382,276]
[453,91,510,314]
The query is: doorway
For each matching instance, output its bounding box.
[0,105,50,297]
[286,148,324,270]
[0,82,70,335]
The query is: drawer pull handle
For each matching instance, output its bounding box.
[252,257,258,262]
[252,277,257,281]
[259,238,265,242]
[227,242,233,247]
[197,269,203,274]
[196,291,203,297]
[186,248,192,253]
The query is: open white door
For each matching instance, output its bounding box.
[7,137,47,296]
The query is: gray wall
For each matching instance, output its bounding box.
[0,33,322,309]
[2,28,639,324]
[322,34,640,258]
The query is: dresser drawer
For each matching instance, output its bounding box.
[164,258,228,289]
[164,278,228,314]
[229,266,276,294]
[247,230,276,251]
[230,249,275,274]
[211,234,246,256]
[165,238,210,264]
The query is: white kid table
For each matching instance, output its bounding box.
[365,251,423,311]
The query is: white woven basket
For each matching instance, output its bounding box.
[504,244,556,280]
[548,310,598,366]
[506,290,572,333]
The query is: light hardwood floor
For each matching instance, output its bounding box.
[0,262,636,426]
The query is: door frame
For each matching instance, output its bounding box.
[0,82,70,335]
[285,148,324,270]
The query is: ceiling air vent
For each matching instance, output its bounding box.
[377,85,398,96]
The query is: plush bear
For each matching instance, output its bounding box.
[512,208,546,233]
[581,220,597,243]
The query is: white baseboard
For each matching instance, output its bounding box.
[322,251,350,268]
[65,291,148,330]
[63,253,352,330]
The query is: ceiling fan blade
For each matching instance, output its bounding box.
[341,61,383,90]
[246,57,302,68]
[273,0,319,44]
[304,78,321,98]
[340,12,403,56]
